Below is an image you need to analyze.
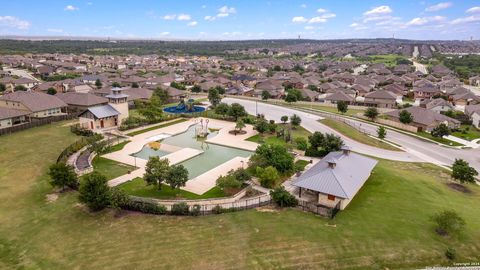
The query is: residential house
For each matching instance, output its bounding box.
[465,105,480,129]
[384,106,460,132]
[56,92,109,114]
[363,90,397,108]
[0,91,67,119]
[469,76,480,87]
[0,107,29,129]
[421,98,454,113]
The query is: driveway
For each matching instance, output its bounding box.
[223,98,480,171]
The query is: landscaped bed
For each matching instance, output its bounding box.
[2,121,480,269]
[451,125,480,141]
[246,124,311,147]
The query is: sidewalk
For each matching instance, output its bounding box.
[445,135,480,149]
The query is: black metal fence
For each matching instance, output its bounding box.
[0,114,76,136]
[297,200,341,219]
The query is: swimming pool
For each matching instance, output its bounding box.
[132,125,252,179]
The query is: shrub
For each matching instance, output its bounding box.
[78,172,111,211]
[216,174,242,190]
[232,167,251,182]
[451,159,478,184]
[270,186,298,207]
[48,162,78,190]
[431,210,466,236]
[190,204,201,216]
[109,188,130,209]
[211,205,223,214]
[256,166,279,188]
[70,125,94,136]
[171,202,190,215]
[445,247,456,260]
[294,137,308,151]
[125,199,167,215]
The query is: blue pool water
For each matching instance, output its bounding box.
[163,105,206,114]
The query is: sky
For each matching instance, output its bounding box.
[0,0,479,40]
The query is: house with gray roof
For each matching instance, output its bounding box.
[292,147,378,210]
[384,106,460,132]
[0,107,29,129]
[56,92,109,114]
[364,90,397,108]
[78,104,120,130]
[0,91,67,118]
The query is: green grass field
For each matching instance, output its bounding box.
[1,121,480,269]
[319,118,402,151]
[291,103,365,117]
[246,124,311,147]
[118,177,226,199]
[84,157,135,181]
[451,125,480,141]
[418,131,464,147]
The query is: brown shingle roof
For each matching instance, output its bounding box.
[0,91,67,112]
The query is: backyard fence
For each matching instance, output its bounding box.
[0,114,77,136]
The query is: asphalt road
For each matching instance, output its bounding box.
[223,98,480,171]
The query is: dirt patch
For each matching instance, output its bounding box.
[228,130,247,135]
[446,182,472,194]
[256,206,279,213]
[46,193,59,202]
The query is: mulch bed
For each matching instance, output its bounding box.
[446,182,472,194]
[228,130,247,135]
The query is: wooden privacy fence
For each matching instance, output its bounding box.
[0,114,76,136]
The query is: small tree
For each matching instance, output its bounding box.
[46,87,57,95]
[0,83,6,92]
[14,85,27,91]
[281,115,288,124]
[431,123,450,138]
[131,82,139,88]
[337,101,348,114]
[261,90,271,100]
[235,119,246,133]
[208,88,221,107]
[294,137,308,151]
[165,164,189,190]
[78,172,110,211]
[377,126,387,139]
[451,159,478,184]
[255,118,269,135]
[399,110,413,124]
[290,114,301,129]
[270,186,298,207]
[431,210,466,236]
[144,157,170,189]
[256,166,279,188]
[191,85,202,93]
[227,103,247,121]
[154,88,170,104]
[111,82,121,88]
[95,79,102,89]
[364,107,379,121]
[284,92,297,103]
[214,103,230,116]
[48,163,78,190]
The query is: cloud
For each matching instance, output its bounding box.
[304,25,314,30]
[187,21,198,26]
[218,6,236,14]
[292,16,308,23]
[204,15,215,21]
[309,17,327,23]
[450,15,480,25]
[466,7,480,13]
[177,14,191,21]
[0,16,30,29]
[363,6,392,16]
[204,6,237,21]
[406,16,446,26]
[350,23,368,30]
[64,5,78,11]
[217,13,229,18]
[47,28,63,33]
[425,2,452,12]
[317,8,327,13]
[162,14,176,20]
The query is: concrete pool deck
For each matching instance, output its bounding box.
[105,118,258,194]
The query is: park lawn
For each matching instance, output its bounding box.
[246,124,311,147]
[291,103,365,117]
[319,118,402,151]
[117,177,227,199]
[2,121,480,269]
[84,157,135,181]
[451,125,480,141]
[418,132,464,147]
[126,118,187,136]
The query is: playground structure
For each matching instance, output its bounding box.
[195,118,210,138]
[163,97,206,114]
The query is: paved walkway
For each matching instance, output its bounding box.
[445,135,480,149]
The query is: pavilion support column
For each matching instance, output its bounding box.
[299,187,302,198]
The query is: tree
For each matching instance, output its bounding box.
[111,82,121,88]
[47,163,78,190]
[337,101,348,114]
[306,132,343,157]
[294,137,308,151]
[377,126,387,139]
[0,83,6,92]
[250,143,294,173]
[78,172,110,211]
[431,210,466,236]
[131,82,139,88]
[256,166,279,188]
[364,107,379,121]
[290,114,301,129]
[399,110,413,124]
[14,85,27,91]
[270,186,298,207]
[261,90,271,100]
[431,123,450,138]
[208,88,221,107]
[281,115,288,124]
[216,174,242,190]
[235,119,246,132]
[170,81,186,90]
[323,133,344,153]
[227,103,247,120]
[166,164,189,190]
[138,96,163,122]
[46,87,57,95]
[214,85,225,95]
[191,85,202,93]
[284,91,298,103]
[451,159,478,184]
[95,79,102,89]
[215,103,230,116]
[154,88,170,104]
[254,118,269,135]
[144,157,170,189]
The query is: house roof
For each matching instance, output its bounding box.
[56,92,108,106]
[0,107,29,120]
[365,90,397,100]
[325,91,355,102]
[80,104,120,119]
[292,151,378,199]
[0,91,67,112]
[384,107,460,126]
